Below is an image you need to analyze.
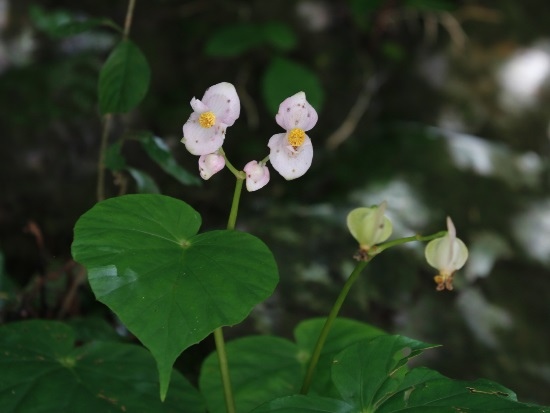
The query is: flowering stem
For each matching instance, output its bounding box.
[212,175,245,413]
[220,149,246,180]
[300,260,369,394]
[227,177,244,231]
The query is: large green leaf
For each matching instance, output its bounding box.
[71,194,278,400]
[0,320,205,412]
[99,40,151,114]
[134,131,201,186]
[332,335,438,410]
[250,395,354,413]
[200,336,302,413]
[200,318,384,412]
[262,57,324,115]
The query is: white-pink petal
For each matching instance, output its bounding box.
[243,160,270,191]
[182,115,227,155]
[198,153,225,180]
[268,133,313,180]
[275,91,318,132]
[202,82,240,126]
[190,97,209,113]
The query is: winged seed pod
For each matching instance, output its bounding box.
[347,202,393,259]
[425,217,468,291]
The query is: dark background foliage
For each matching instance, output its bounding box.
[1,0,550,404]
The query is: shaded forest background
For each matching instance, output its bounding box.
[1,0,550,405]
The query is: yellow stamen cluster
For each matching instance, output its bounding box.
[287,128,305,148]
[199,111,216,128]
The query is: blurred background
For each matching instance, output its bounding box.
[1,0,550,405]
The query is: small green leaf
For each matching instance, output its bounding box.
[51,18,121,37]
[99,40,151,114]
[262,57,324,115]
[295,318,384,396]
[0,320,205,412]
[204,23,264,57]
[127,167,160,194]
[250,395,354,413]
[29,5,71,35]
[29,5,121,37]
[261,22,297,51]
[134,131,201,186]
[378,376,550,412]
[200,336,302,413]
[72,194,278,400]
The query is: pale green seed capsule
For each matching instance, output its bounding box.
[347,201,393,250]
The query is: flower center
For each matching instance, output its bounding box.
[287,128,305,148]
[199,111,216,128]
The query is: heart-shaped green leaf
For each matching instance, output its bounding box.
[0,320,205,412]
[72,194,278,399]
[99,40,150,114]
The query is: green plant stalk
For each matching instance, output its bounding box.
[212,174,245,413]
[123,0,137,39]
[96,114,113,202]
[300,259,368,394]
[374,231,447,254]
[300,230,447,394]
[213,327,235,413]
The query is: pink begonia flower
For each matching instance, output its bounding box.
[198,153,225,180]
[181,82,240,156]
[268,91,318,180]
[243,160,270,192]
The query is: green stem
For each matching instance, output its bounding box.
[96,114,113,202]
[300,260,369,394]
[214,328,236,413]
[227,178,244,230]
[212,174,245,413]
[123,0,137,39]
[220,149,246,180]
[374,231,447,254]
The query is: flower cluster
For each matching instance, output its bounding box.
[181,82,318,191]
